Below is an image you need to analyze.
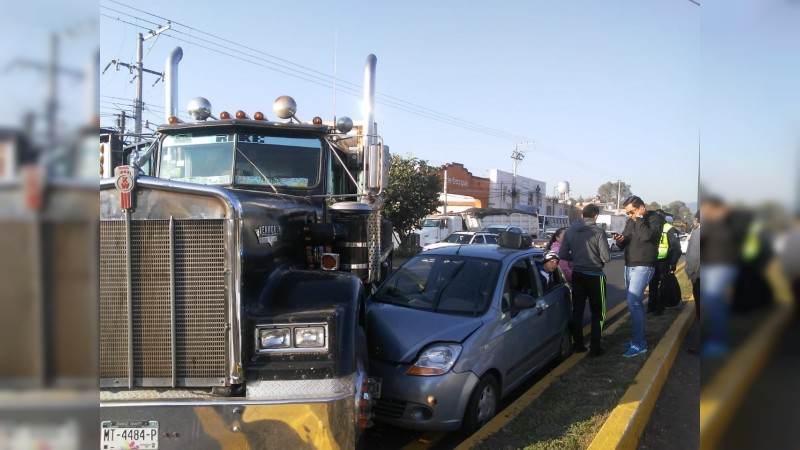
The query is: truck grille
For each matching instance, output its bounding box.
[99,219,228,386]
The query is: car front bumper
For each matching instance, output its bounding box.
[370,359,480,431]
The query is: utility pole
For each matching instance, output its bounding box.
[103,22,171,138]
[443,167,448,214]
[617,179,623,212]
[510,140,533,210]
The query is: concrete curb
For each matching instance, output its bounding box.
[587,300,696,450]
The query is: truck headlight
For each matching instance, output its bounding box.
[407,344,462,376]
[295,326,326,348]
[255,323,329,353]
[259,328,291,350]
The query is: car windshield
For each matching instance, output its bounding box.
[159,132,321,187]
[373,255,500,316]
[443,233,471,244]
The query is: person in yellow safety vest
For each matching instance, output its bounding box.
[647,210,682,316]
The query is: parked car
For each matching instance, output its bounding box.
[421,231,499,252]
[480,225,532,248]
[366,235,572,432]
[679,233,690,254]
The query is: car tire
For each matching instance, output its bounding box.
[462,374,499,434]
[556,328,572,362]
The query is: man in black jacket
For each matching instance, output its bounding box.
[559,204,611,357]
[647,210,682,315]
[613,196,664,357]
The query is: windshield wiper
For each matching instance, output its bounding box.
[235,147,278,193]
[431,262,467,311]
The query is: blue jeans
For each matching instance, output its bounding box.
[625,266,655,348]
[701,265,739,347]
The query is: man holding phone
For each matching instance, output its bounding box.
[613,196,664,357]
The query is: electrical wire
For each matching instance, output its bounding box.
[100,3,530,142]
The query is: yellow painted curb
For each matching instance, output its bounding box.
[587,300,695,450]
[699,304,793,449]
[455,307,632,450]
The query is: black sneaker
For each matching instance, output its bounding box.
[573,345,588,353]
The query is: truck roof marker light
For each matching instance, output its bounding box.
[235,110,249,119]
[219,111,231,120]
[336,116,353,134]
[167,116,180,124]
[254,111,266,121]
[320,253,340,271]
[312,116,323,125]
[187,97,212,120]
[273,95,297,120]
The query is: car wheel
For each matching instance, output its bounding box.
[556,328,572,362]
[462,374,499,434]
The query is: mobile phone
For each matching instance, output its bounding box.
[611,232,620,237]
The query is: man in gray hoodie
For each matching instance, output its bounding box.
[559,204,611,356]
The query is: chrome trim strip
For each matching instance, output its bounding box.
[125,208,134,389]
[340,263,369,270]
[169,215,177,388]
[100,392,353,408]
[335,242,368,248]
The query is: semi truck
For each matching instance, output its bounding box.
[99,49,388,449]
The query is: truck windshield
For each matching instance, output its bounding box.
[420,219,442,228]
[159,132,321,187]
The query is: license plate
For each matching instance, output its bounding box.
[100,420,158,449]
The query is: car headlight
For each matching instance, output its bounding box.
[255,324,328,353]
[295,326,326,348]
[407,344,462,376]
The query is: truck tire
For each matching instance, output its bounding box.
[462,373,498,434]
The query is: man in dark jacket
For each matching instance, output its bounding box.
[559,204,611,357]
[613,196,664,357]
[647,210,682,315]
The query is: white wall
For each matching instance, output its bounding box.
[487,169,546,213]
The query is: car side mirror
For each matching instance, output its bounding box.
[511,292,537,310]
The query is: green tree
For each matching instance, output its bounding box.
[665,200,693,224]
[596,181,632,207]
[647,201,661,211]
[383,154,442,247]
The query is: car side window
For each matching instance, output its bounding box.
[473,235,485,244]
[502,258,535,311]
[485,234,498,244]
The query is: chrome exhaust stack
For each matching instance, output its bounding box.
[164,46,183,123]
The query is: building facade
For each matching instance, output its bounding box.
[486,169,546,214]
[438,163,490,209]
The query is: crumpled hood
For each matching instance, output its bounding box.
[366,302,483,363]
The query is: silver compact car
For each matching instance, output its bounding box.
[366,238,572,433]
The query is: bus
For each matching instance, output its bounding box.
[538,214,570,236]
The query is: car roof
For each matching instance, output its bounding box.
[419,244,544,261]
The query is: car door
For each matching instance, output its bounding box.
[534,262,571,358]
[493,256,548,392]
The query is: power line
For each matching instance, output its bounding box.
[100,2,529,142]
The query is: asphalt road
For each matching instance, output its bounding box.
[365,250,629,449]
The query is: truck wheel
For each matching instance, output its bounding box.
[462,374,498,434]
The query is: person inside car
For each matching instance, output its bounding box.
[536,251,562,292]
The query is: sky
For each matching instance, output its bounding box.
[1,0,797,209]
